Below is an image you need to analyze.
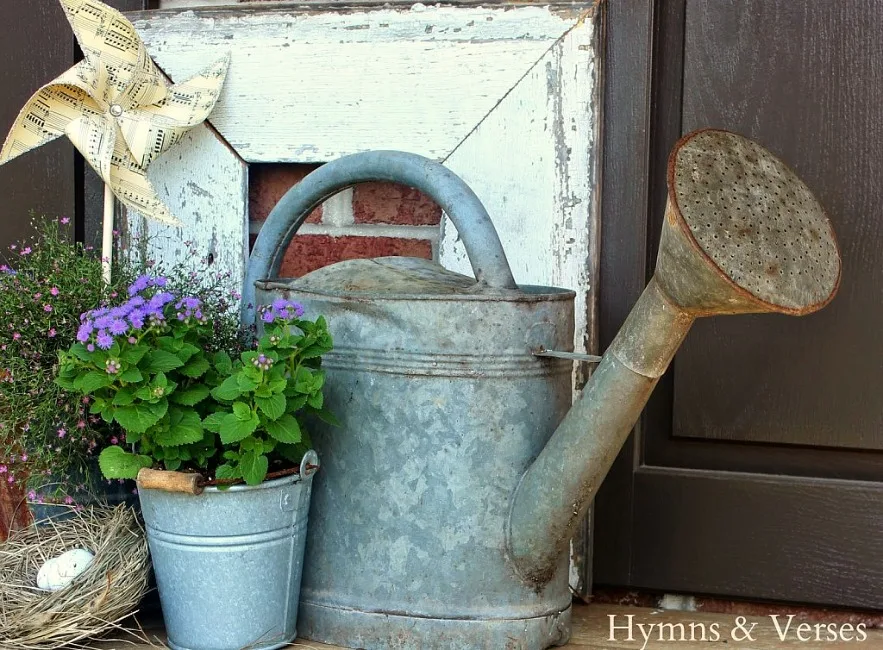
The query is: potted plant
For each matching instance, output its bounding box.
[57,276,332,650]
[0,216,132,521]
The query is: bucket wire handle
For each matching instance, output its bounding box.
[243,151,517,321]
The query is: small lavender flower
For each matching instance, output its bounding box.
[96,331,113,350]
[94,315,113,329]
[252,354,273,371]
[109,319,128,335]
[76,323,92,342]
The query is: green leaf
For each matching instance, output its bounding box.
[69,343,94,362]
[112,389,135,406]
[294,367,316,394]
[213,350,233,375]
[276,443,305,464]
[154,409,203,446]
[202,411,226,433]
[264,414,301,444]
[218,412,259,444]
[114,399,167,434]
[141,349,184,373]
[215,463,240,480]
[285,393,308,411]
[90,397,108,414]
[254,384,273,398]
[237,373,259,392]
[256,393,286,420]
[170,384,211,406]
[179,356,210,378]
[312,406,341,427]
[269,378,288,394]
[119,367,143,383]
[164,458,182,471]
[76,371,113,394]
[308,391,324,409]
[55,374,76,390]
[239,450,269,486]
[232,401,252,421]
[177,343,201,363]
[121,345,148,365]
[98,446,152,479]
[211,376,241,401]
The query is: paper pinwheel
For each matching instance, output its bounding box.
[0,0,229,225]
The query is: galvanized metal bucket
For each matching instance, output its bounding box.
[139,452,319,650]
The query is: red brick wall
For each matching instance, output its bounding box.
[249,164,440,278]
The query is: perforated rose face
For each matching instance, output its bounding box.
[671,130,841,313]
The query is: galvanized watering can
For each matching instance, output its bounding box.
[244,129,841,649]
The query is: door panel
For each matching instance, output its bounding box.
[594,0,883,609]
[673,0,883,452]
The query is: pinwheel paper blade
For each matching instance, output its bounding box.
[0,0,230,226]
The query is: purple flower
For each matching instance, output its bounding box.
[50,286,59,296]
[43,304,52,313]
[76,323,92,343]
[64,496,74,505]
[261,310,275,323]
[128,309,145,330]
[27,490,36,500]
[57,428,66,438]
[184,297,200,309]
[105,359,121,374]
[154,276,168,287]
[21,247,31,255]
[128,275,151,296]
[109,319,128,335]
[87,344,95,352]
[48,328,56,338]
[96,331,113,350]
[94,315,113,329]
[60,217,70,225]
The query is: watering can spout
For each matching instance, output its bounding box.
[507,129,842,584]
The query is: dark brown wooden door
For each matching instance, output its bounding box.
[0,1,78,246]
[594,0,883,609]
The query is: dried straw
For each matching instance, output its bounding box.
[0,504,152,649]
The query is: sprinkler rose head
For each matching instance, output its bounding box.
[657,129,841,316]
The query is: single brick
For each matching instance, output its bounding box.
[353,182,442,225]
[249,163,323,225]
[278,235,432,278]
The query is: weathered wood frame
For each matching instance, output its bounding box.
[125,1,603,597]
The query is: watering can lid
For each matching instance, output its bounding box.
[278,256,484,297]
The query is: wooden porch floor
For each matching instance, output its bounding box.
[93,604,883,649]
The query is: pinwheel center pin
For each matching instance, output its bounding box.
[109,104,123,117]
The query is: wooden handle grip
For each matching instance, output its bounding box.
[137,468,205,495]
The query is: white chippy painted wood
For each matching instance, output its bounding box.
[440,14,600,361]
[130,4,586,163]
[124,124,248,299]
[125,1,599,595]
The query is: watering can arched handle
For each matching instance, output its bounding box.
[243,151,517,321]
